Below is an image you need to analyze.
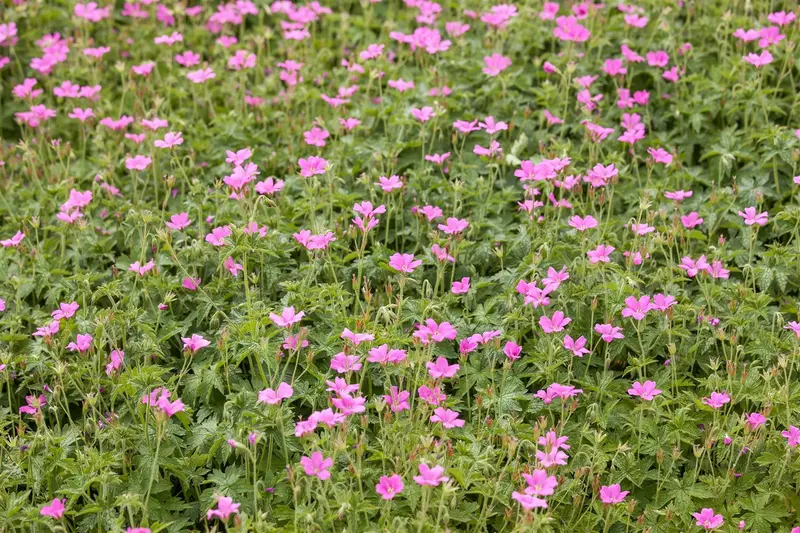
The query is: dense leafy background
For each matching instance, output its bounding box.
[2,0,800,532]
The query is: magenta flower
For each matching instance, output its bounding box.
[693,508,724,530]
[738,207,768,226]
[205,225,232,246]
[482,53,511,76]
[376,474,404,500]
[298,156,328,177]
[742,50,773,67]
[382,387,410,413]
[568,215,598,231]
[628,381,662,401]
[563,334,590,357]
[301,451,333,480]
[535,383,583,404]
[125,155,152,171]
[745,412,766,429]
[182,334,210,353]
[67,333,93,353]
[141,388,185,417]
[51,302,79,321]
[451,277,471,294]
[206,496,240,521]
[437,217,469,235]
[330,352,362,373]
[154,131,183,149]
[1,231,25,248]
[503,341,522,360]
[430,407,465,429]
[512,491,548,510]
[539,311,571,333]
[781,426,800,447]
[331,393,366,415]
[258,382,293,405]
[599,484,629,504]
[426,357,460,379]
[621,296,651,320]
[367,344,407,364]
[414,319,458,344]
[411,106,435,122]
[522,469,558,496]
[594,323,624,342]
[389,253,422,273]
[702,391,731,409]
[413,463,449,486]
[166,212,191,231]
[40,498,66,519]
[20,394,47,415]
[377,175,404,192]
[270,306,305,328]
[587,244,615,264]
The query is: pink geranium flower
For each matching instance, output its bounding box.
[482,53,511,76]
[389,253,422,273]
[628,381,662,400]
[413,463,449,486]
[258,382,293,405]
[182,334,210,353]
[600,484,629,504]
[206,496,240,521]
[40,498,66,519]
[693,508,724,530]
[270,306,305,327]
[301,451,333,480]
[376,474,404,500]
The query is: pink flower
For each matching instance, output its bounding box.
[426,357,460,379]
[679,255,710,277]
[224,256,244,277]
[738,206,768,226]
[512,492,548,510]
[437,217,469,235]
[129,260,155,276]
[125,155,152,171]
[206,496,240,521]
[187,67,216,83]
[430,407,465,428]
[745,412,766,429]
[377,175,404,192]
[258,382,294,405]
[622,296,651,320]
[628,381,662,401]
[535,383,583,404]
[182,334,210,353]
[602,58,627,76]
[330,353,362,373]
[1,231,25,247]
[587,244,615,264]
[768,11,796,26]
[389,253,422,273]
[166,212,191,230]
[702,391,731,409]
[301,452,333,480]
[255,177,285,195]
[743,50,773,67]
[681,212,704,229]
[40,498,66,519]
[479,116,508,134]
[482,53,511,76]
[563,335,590,357]
[785,321,800,339]
[298,156,328,177]
[522,469,558,496]
[304,127,330,147]
[568,215,598,232]
[414,319,457,344]
[594,323,624,342]
[539,311,571,333]
[413,463,449,486]
[205,225,232,246]
[19,394,47,415]
[142,388,185,417]
[382,387,410,412]
[503,341,522,360]
[51,302,79,320]
[781,426,800,447]
[376,474,404,500]
[599,484,629,504]
[105,350,124,375]
[368,344,407,364]
[693,508,724,530]
[154,131,184,149]
[451,277,470,294]
[411,106,435,122]
[341,328,375,346]
[270,307,305,327]
[67,333,93,352]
